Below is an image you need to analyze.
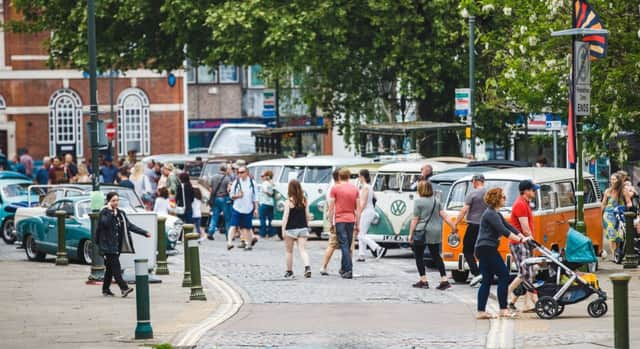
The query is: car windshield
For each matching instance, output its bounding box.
[184,163,203,178]
[96,188,144,210]
[200,162,225,183]
[303,167,332,184]
[76,201,92,218]
[209,128,258,154]
[1,183,30,199]
[446,180,523,211]
[280,166,304,183]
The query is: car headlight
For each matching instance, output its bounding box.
[277,201,285,212]
[447,233,460,248]
[371,212,380,225]
[317,200,326,212]
[167,220,183,242]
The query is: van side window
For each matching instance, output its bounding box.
[303,167,332,184]
[401,174,419,192]
[584,180,597,204]
[374,174,400,191]
[446,181,468,210]
[539,184,554,210]
[556,182,575,207]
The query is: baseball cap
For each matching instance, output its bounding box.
[471,174,485,182]
[519,179,540,192]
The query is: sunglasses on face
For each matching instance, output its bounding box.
[238,171,246,174]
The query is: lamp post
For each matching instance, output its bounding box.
[468,15,476,159]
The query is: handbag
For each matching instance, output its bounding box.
[414,199,437,241]
[175,183,186,215]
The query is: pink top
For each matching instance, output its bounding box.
[330,183,359,223]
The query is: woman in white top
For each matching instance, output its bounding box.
[153,187,171,215]
[192,188,203,238]
[130,162,152,208]
[356,169,386,261]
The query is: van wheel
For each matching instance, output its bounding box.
[451,270,469,283]
[2,218,16,244]
[78,240,93,265]
[24,235,46,261]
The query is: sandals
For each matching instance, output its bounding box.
[499,311,519,319]
[476,312,497,320]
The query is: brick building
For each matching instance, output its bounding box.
[0,1,186,161]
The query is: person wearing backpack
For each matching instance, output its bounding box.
[226,166,258,251]
[408,180,457,290]
[356,169,386,262]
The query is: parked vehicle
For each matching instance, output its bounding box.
[365,159,464,248]
[0,171,40,244]
[442,167,603,282]
[428,166,496,205]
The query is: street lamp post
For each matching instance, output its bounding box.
[468,15,476,159]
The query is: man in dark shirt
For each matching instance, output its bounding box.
[117,167,135,189]
[100,156,119,184]
[35,156,51,185]
[207,165,232,239]
[48,157,67,184]
[63,153,78,183]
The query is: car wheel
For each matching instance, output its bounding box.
[2,218,17,245]
[78,239,93,265]
[451,270,470,283]
[24,235,46,261]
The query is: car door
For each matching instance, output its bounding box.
[41,202,62,250]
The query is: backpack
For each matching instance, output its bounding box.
[231,178,256,202]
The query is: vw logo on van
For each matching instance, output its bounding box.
[390,200,407,216]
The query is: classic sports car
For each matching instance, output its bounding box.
[16,197,96,263]
[14,184,182,252]
[0,171,40,244]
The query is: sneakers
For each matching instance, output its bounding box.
[238,241,247,249]
[207,235,215,240]
[508,302,518,311]
[412,281,429,289]
[469,275,483,287]
[102,289,115,296]
[436,281,452,291]
[376,247,387,260]
[341,271,353,279]
[121,288,134,298]
[319,268,329,276]
[356,257,366,262]
[251,237,259,247]
[245,245,253,251]
[284,270,294,279]
[226,244,234,251]
[304,266,312,278]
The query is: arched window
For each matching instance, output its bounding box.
[117,88,150,156]
[49,89,83,158]
[0,95,6,110]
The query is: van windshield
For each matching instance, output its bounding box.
[303,167,332,184]
[209,128,258,154]
[447,180,524,211]
[250,165,282,184]
[280,166,304,183]
[374,174,400,191]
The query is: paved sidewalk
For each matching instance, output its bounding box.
[0,254,217,349]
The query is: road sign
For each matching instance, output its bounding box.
[574,41,591,116]
[263,89,276,117]
[455,88,470,118]
[546,120,562,131]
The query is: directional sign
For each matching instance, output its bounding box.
[455,88,470,118]
[574,41,591,116]
[546,120,562,131]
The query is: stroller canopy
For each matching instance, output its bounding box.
[564,228,598,264]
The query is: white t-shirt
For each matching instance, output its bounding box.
[231,177,257,214]
[153,197,170,215]
[192,199,202,218]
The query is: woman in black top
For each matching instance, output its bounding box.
[281,179,312,279]
[476,188,530,319]
[175,172,195,226]
[96,192,150,297]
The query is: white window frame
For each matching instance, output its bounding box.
[219,65,239,83]
[117,88,150,156]
[48,89,83,158]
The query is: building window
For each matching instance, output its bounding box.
[219,65,239,83]
[248,65,265,88]
[117,88,150,156]
[0,95,5,110]
[197,65,217,83]
[48,89,83,158]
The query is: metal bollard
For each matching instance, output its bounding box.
[623,211,638,269]
[181,224,193,287]
[156,216,169,275]
[186,232,206,301]
[134,258,153,340]
[610,273,631,349]
[55,210,69,266]
[87,212,105,281]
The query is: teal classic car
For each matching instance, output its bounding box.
[0,171,40,244]
[16,197,95,264]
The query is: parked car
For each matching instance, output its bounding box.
[14,184,183,252]
[0,171,41,244]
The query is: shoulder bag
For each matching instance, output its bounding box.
[414,199,437,241]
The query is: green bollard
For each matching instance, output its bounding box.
[186,232,206,301]
[134,258,153,340]
[156,216,169,275]
[181,224,193,288]
[87,212,105,281]
[623,211,638,269]
[610,273,631,349]
[55,210,69,266]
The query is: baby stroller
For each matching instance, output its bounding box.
[614,205,640,264]
[520,229,608,319]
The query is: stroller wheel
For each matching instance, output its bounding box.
[555,305,565,318]
[587,299,608,318]
[535,296,559,319]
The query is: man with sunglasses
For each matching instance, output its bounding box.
[227,166,258,251]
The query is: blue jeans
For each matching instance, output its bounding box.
[208,196,231,236]
[476,246,509,312]
[336,222,354,273]
[258,204,274,237]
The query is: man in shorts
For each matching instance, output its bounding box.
[508,179,539,312]
[226,166,258,251]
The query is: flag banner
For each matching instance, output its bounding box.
[574,0,608,60]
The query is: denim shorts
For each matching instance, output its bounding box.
[230,209,253,229]
[285,227,310,239]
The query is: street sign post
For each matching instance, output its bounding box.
[574,41,591,116]
[454,88,470,118]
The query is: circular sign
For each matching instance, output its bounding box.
[390,200,407,216]
[167,73,176,87]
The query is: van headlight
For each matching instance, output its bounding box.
[277,201,285,212]
[167,220,183,242]
[317,200,326,212]
[371,212,380,225]
[275,193,282,200]
[447,233,460,248]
